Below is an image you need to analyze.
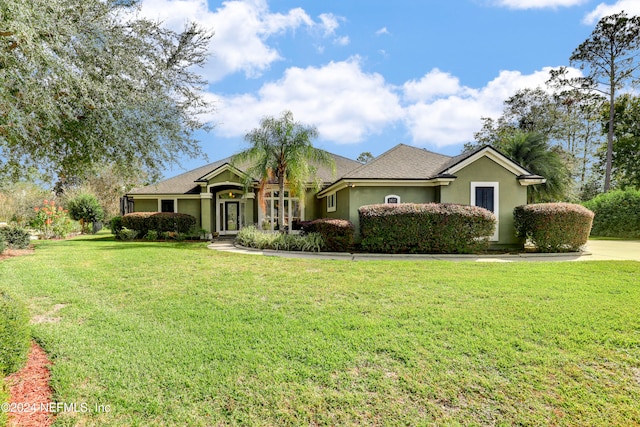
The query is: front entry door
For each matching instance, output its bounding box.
[223,201,239,234]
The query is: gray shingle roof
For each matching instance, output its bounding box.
[128,152,361,195]
[344,144,453,179]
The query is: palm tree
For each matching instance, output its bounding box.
[500,132,570,203]
[232,110,335,232]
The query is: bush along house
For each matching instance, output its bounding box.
[124,144,545,248]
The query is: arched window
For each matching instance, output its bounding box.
[385,194,401,204]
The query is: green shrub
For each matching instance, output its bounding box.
[122,212,196,237]
[359,203,496,254]
[0,238,6,254]
[0,225,31,249]
[66,193,105,234]
[110,216,123,235]
[514,203,594,252]
[145,230,159,241]
[236,226,324,252]
[301,218,354,252]
[583,189,640,238]
[117,227,138,241]
[0,291,30,376]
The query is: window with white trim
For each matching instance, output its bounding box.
[385,194,401,204]
[327,192,336,212]
[260,190,303,231]
[470,182,499,241]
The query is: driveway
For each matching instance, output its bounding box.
[210,239,640,262]
[582,239,640,262]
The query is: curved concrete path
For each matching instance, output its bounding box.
[208,239,640,262]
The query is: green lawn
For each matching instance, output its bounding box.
[1,234,639,426]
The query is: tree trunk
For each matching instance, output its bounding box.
[605,72,615,192]
[278,175,286,233]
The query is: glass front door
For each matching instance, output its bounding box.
[225,201,239,233]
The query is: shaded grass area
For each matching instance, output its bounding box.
[0,234,639,426]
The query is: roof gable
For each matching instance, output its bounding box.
[345,144,452,179]
[440,145,536,177]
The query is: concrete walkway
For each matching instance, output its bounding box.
[208,239,640,262]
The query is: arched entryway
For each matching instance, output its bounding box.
[216,189,246,236]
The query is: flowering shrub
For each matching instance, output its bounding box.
[31,200,76,239]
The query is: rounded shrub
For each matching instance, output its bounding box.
[0,225,31,249]
[0,291,30,376]
[110,215,123,235]
[583,189,640,238]
[0,238,6,254]
[301,218,355,252]
[66,193,104,234]
[359,203,496,254]
[514,203,594,252]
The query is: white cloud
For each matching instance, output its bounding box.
[403,67,573,147]
[211,63,583,149]
[138,0,344,81]
[496,0,586,9]
[376,27,391,36]
[333,36,350,46]
[212,58,403,143]
[318,13,341,36]
[402,69,478,103]
[583,0,640,25]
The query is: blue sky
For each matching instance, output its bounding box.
[136,0,640,178]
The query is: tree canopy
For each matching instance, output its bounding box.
[553,11,640,192]
[0,0,213,184]
[601,94,640,189]
[232,110,335,232]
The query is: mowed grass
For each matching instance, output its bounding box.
[1,234,639,426]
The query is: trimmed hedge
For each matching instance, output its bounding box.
[0,225,31,249]
[359,203,496,254]
[121,212,196,237]
[0,291,30,376]
[514,203,594,252]
[301,218,355,252]
[583,189,640,238]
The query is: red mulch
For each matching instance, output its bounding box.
[0,248,34,261]
[5,342,55,427]
[2,248,54,427]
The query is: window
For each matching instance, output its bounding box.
[474,187,494,212]
[385,194,401,204]
[160,199,175,213]
[260,190,303,231]
[327,193,336,212]
[470,182,499,241]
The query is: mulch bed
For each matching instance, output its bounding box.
[0,248,34,261]
[4,342,55,427]
[2,247,55,427]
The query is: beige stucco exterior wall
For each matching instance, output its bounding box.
[440,156,527,246]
